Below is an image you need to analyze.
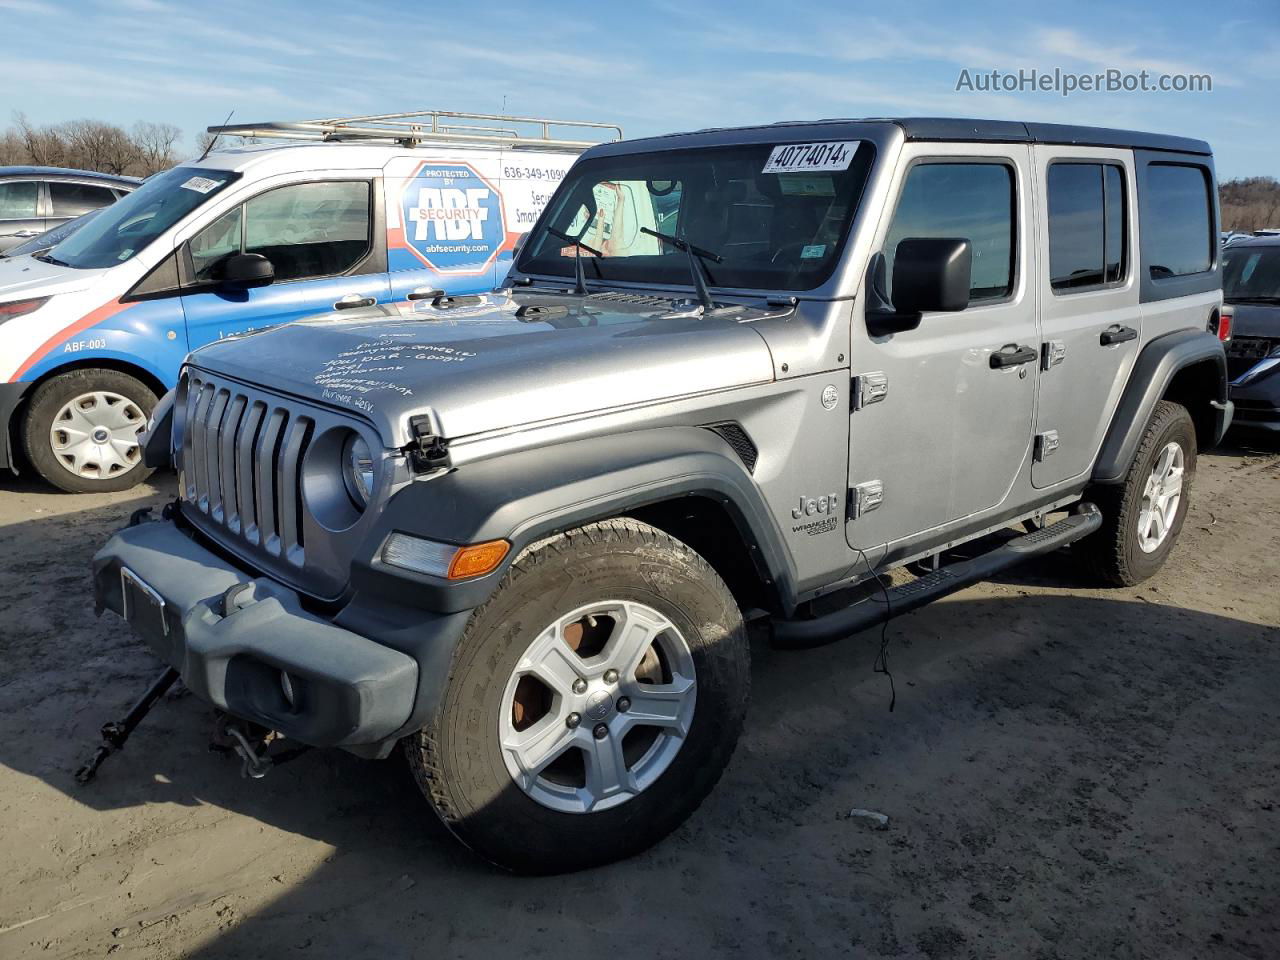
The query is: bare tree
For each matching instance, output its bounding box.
[132,121,182,176]
[13,112,66,166]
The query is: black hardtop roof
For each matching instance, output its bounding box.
[589,117,1211,158]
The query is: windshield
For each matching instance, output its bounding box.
[50,166,241,269]
[518,141,873,292]
[1223,245,1280,300]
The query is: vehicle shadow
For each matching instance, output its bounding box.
[0,486,1276,959]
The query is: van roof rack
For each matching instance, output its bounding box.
[208,110,623,152]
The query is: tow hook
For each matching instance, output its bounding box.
[224,723,273,779]
[210,713,311,780]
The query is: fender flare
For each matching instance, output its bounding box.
[1092,328,1229,484]
[343,425,796,747]
[353,425,797,615]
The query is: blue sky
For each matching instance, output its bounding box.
[1,0,1276,179]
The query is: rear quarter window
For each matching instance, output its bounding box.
[1143,164,1213,279]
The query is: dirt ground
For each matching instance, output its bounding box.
[0,439,1276,960]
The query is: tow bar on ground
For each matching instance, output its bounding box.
[74,666,179,784]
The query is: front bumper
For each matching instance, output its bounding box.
[1229,358,1280,433]
[93,519,420,750]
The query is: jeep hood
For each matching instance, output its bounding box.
[0,254,108,300]
[189,292,779,447]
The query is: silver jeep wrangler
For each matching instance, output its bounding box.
[92,118,1233,872]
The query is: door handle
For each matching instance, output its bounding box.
[989,344,1039,368]
[334,294,375,310]
[1099,324,1138,346]
[406,286,444,301]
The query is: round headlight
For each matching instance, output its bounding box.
[342,433,375,507]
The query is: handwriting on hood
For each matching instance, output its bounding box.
[313,338,478,412]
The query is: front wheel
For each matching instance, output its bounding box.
[404,518,749,873]
[21,369,157,493]
[1079,399,1197,586]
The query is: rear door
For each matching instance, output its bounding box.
[180,176,390,350]
[0,179,45,252]
[47,180,121,229]
[847,144,1040,556]
[1030,146,1141,487]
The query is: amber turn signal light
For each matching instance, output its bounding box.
[446,540,510,580]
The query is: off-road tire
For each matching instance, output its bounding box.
[1079,400,1197,586]
[22,369,157,493]
[403,518,749,874]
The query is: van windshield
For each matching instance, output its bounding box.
[517,141,873,292]
[49,166,241,269]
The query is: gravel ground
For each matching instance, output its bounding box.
[0,440,1276,960]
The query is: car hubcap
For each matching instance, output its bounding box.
[1137,441,1185,553]
[49,391,145,480]
[499,600,697,814]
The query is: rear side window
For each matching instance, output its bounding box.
[1046,162,1127,291]
[49,182,119,218]
[1144,164,1213,278]
[884,162,1015,302]
[0,181,39,219]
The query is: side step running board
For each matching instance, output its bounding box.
[771,505,1102,650]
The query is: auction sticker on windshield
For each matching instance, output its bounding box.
[180,176,224,194]
[762,142,858,173]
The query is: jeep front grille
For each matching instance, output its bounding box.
[181,371,314,566]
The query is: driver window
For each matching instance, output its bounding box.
[190,206,242,282]
[883,162,1015,302]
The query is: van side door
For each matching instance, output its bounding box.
[847,144,1039,561]
[1030,147,1140,487]
[180,176,390,350]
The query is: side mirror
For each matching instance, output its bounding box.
[866,237,971,337]
[221,253,274,290]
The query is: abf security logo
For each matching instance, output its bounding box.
[400,161,504,275]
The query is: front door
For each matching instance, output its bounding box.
[847,145,1039,559]
[181,178,389,351]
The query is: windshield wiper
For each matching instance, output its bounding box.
[546,226,602,295]
[639,226,723,313]
[36,254,70,267]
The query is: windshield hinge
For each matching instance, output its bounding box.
[406,415,450,472]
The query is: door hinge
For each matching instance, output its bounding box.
[850,371,889,411]
[1034,430,1060,462]
[406,415,450,472]
[848,480,884,519]
[1041,340,1066,370]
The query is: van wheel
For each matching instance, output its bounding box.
[22,369,157,493]
[1079,400,1197,586]
[404,518,749,873]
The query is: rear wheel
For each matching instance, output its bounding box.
[22,369,157,493]
[404,518,749,873]
[1079,400,1197,585]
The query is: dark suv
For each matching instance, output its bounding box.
[1222,236,1280,433]
[0,166,140,253]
